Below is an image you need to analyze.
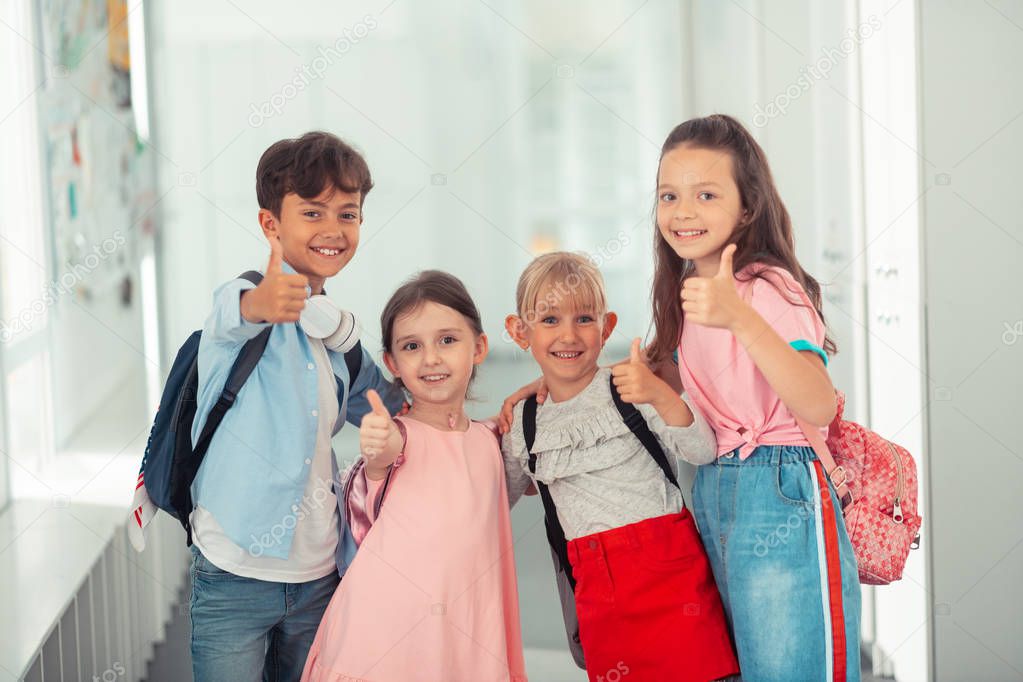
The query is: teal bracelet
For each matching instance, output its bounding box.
[789,339,828,366]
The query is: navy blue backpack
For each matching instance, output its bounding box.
[139,271,362,545]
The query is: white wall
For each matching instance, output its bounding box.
[0,347,7,510]
[917,2,1023,679]
[837,1,932,677]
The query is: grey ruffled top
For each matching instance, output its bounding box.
[502,368,717,540]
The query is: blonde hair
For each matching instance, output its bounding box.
[514,252,607,324]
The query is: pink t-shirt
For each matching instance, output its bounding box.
[677,263,828,459]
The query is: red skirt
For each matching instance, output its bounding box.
[568,510,739,682]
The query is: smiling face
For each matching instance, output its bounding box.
[258,184,362,292]
[507,289,617,402]
[657,145,746,277]
[383,301,488,407]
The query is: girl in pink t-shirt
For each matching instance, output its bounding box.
[647,114,861,682]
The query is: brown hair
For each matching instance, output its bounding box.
[513,252,607,324]
[380,270,485,393]
[256,131,373,217]
[648,114,836,363]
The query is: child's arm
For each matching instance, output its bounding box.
[360,390,405,480]
[205,279,271,346]
[500,426,535,508]
[611,339,695,427]
[497,377,548,434]
[611,339,717,464]
[636,397,718,465]
[206,240,307,346]
[728,307,835,425]
[681,246,836,427]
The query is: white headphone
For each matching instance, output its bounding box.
[299,295,361,353]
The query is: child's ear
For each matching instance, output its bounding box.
[601,312,618,344]
[258,208,279,241]
[382,351,399,378]
[504,315,529,350]
[473,333,490,365]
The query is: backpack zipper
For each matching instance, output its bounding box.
[887,442,906,524]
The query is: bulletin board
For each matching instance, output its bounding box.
[36,0,155,309]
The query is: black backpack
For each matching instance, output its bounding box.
[521,374,687,669]
[139,271,362,545]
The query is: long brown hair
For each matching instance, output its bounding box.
[648,114,836,363]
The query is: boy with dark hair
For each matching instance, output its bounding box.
[187,131,404,682]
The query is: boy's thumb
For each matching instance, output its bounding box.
[367,389,388,416]
[267,237,284,274]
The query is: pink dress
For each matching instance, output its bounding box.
[301,417,528,682]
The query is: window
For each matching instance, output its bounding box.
[1,0,54,496]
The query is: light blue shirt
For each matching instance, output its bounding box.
[190,265,404,561]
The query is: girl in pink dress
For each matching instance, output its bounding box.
[301,271,527,682]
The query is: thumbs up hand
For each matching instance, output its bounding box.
[360,389,404,476]
[240,238,310,324]
[679,244,745,329]
[610,338,671,405]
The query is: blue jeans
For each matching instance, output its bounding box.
[189,546,340,682]
[693,445,861,682]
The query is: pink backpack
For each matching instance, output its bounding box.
[799,391,922,585]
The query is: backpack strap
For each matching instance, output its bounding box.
[317,281,364,389]
[238,270,263,287]
[192,271,270,455]
[343,341,363,387]
[796,412,854,509]
[607,374,684,501]
[313,279,363,401]
[522,395,577,589]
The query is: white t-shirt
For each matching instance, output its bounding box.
[190,335,341,582]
